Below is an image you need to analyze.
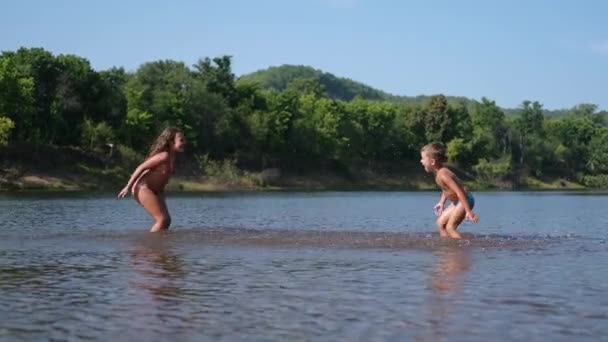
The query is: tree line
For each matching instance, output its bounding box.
[1,47,608,186]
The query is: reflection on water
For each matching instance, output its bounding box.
[424,246,473,341]
[431,246,472,295]
[130,236,187,303]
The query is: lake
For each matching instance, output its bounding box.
[1,191,607,341]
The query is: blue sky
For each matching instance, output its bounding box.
[1,0,606,109]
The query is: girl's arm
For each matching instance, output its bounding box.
[118,152,169,198]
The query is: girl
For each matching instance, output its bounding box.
[118,128,186,232]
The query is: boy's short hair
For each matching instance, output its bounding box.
[421,142,447,163]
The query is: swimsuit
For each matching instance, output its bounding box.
[132,161,173,196]
[452,192,475,209]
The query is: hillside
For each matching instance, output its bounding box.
[238,65,604,117]
[237,65,478,108]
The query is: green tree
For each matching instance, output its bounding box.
[471,97,507,159]
[82,119,115,150]
[396,105,426,157]
[6,48,62,143]
[346,98,398,162]
[96,67,128,129]
[124,60,197,150]
[194,56,237,105]
[285,77,327,98]
[544,115,597,176]
[512,100,545,173]
[0,55,35,143]
[587,128,608,174]
[51,54,100,145]
[0,116,15,146]
[424,95,453,143]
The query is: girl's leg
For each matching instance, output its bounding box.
[134,186,171,232]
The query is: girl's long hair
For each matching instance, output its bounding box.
[147,127,182,158]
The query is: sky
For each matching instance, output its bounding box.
[1,0,606,110]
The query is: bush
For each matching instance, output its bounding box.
[196,154,241,184]
[0,116,15,147]
[581,174,608,188]
[195,154,266,187]
[447,138,473,167]
[116,144,143,169]
[82,119,115,150]
[473,157,511,181]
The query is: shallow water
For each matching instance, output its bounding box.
[1,191,607,341]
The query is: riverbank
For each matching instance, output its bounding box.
[0,144,589,192]
[0,168,587,192]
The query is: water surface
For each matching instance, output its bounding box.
[1,191,606,341]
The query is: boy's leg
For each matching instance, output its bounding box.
[445,204,466,239]
[436,205,455,237]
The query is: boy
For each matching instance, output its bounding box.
[420,142,479,239]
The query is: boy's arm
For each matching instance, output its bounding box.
[438,192,446,206]
[118,152,169,197]
[434,192,447,215]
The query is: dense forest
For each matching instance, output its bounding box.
[1,47,608,189]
